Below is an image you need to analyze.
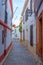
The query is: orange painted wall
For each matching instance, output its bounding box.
[42,10,43,61]
[36,10,43,62]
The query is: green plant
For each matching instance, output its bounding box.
[19,24,22,32]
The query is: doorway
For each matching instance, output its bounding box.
[36,14,42,58]
[39,17,42,57]
[23,30,25,40]
[26,29,28,41]
[30,25,33,46]
[2,28,7,56]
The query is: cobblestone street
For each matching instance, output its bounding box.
[0,0,43,65]
[3,39,36,65]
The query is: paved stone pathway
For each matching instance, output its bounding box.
[3,39,36,65]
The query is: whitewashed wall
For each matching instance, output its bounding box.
[6,29,12,49]
[0,0,12,56]
[0,0,5,22]
[0,25,4,56]
[6,0,12,49]
[0,0,5,56]
[12,27,20,39]
[22,13,36,47]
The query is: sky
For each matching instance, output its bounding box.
[12,0,25,26]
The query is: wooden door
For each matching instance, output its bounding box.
[36,16,42,57]
[39,18,42,57]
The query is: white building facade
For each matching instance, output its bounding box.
[22,0,36,47]
[0,0,13,64]
[12,27,20,39]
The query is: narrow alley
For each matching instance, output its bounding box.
[3,39,36,65]
[0,0,43,65]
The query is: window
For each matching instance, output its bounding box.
[2,28,7,44]
[5,0,7,24]
[2,30,4,44]
[5,11,7,24]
